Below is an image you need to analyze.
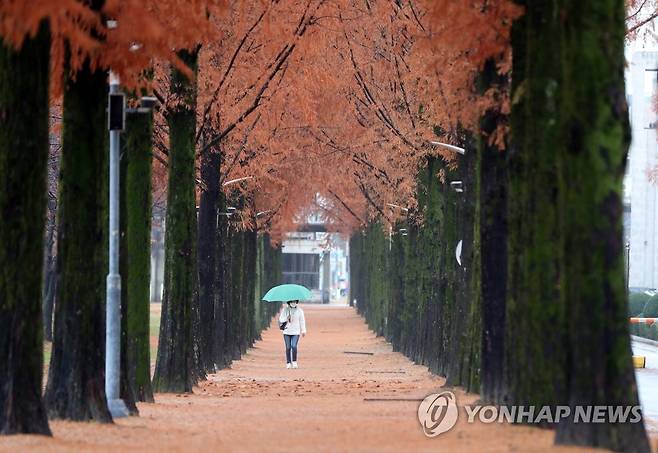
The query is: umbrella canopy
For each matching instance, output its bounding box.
[262,284,312,302]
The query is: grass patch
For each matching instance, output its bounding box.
[43,341,52,366]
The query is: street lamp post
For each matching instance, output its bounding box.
[430,141,466,155]
[106,71,128,418]
[222,176,254,187]
[386,202,409,213]
[626,242,631,292]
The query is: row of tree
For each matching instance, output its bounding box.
[350,1,649,452]
[0,0,284,435]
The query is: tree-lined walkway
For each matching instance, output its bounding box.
[0,305,600,452]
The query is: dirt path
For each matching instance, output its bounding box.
[0,305,627,452]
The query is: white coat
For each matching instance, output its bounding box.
[279,306,306,335]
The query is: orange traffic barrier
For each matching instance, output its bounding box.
[630,317,658,325]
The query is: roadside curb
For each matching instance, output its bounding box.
[632,335,658,347]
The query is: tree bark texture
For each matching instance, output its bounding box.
[0,22,52,435]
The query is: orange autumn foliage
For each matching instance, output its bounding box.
[2,0,522,238]
[190,1,521,239]
[1,0,226,92]
[3,1,575,238]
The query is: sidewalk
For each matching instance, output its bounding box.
[1,305,602,452]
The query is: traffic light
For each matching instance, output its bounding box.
[108,93,125,131]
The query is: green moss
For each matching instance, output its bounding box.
[45,54,111,422]
[506,0,566,410]
[153,49,199,393]
[121,110,154,403]
[554,0,648,448]
[350,153,481,388]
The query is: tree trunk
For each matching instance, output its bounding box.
[45,58,111,422]
[505,0,565,411]
[254,234,264,339]
[477,61,509,403]
[119,123,138,415]
[387,221,406,351]
[213,189,229,368]
[42,210,57,343]
[554,0,649,449]
[446,137,480,391]
[153,49,201,393]
[120,110,155,412]
[197,145,221,373]
[0,22,52,435]
[441,161,458,380]
[415,158,444,375]
[243,229,258,350]
[229,227,244,360]
[464,135,482,393]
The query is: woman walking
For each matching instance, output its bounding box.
[279,300,307,368]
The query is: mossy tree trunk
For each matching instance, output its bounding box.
[213,190,230,368]
[253,234,262,336]
[119,110,154,413]
[45,57,111,422]
[465,136,482,393]
[401,221,420,358]
[441,162,458,379]
[505,0,565,411]
[197,143,221,373]
[363,222,389,337]
[348,233,362,310]
[554,0,648,449]
[349,153,479,390]
[259,234,282,331]
[207,198,279,371]
[477,59,509,405]
[446,137,480,391]
[42,199,57,343]
[415,158,444,375]
[229,227,245,360]
[219,218,244,364]
[153,49,201,393]
[0,22,52,435]
[240,230,249,354]
[243,229,258,350]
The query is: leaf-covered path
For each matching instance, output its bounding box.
[1,305,597,452]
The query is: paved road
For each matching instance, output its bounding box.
[632,337,658,433]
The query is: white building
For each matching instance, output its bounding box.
[625,51,658,289]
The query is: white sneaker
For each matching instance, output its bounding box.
[292,361,298,369]
[286,363,292,369]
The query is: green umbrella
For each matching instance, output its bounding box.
[262,284,312,302]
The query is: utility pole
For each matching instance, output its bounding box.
[106,71,128,418]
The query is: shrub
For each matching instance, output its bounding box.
[643,295,658,318]
[629,292,651,317]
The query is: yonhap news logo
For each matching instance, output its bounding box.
[417,391,459,437]
[417,392,643,438]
